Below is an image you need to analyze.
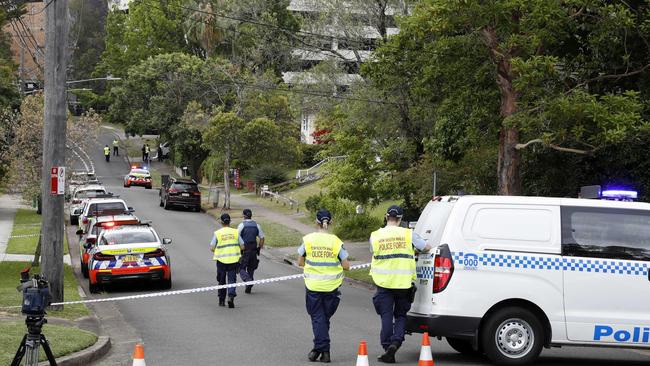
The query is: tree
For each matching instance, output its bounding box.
[396,0,650,195]
[174,101,210,181]
[69,0,108,80]
[0,5,21,108]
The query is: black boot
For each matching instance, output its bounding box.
[245,285,252,294]
[319,351,330,363]
[307,349,321,362]
[218,298,225,307]
[227,297,235,308]
[377,344,398,363]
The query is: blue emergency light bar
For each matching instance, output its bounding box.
[601,189,638,200]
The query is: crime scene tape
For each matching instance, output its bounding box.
[0,263,372,309]
[8,234,42,239]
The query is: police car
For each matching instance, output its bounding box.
[124,166,152,189]
[87,225,172,293]
[407,192,650,365]
[77,214,141,278]
[77,197,132,231]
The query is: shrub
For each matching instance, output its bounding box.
[305,193,354,219]
[251,166,287,185]
[299,144,325,167]
[334,214,382,241]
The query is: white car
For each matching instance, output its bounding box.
[77,197,132,230]
[68,184,107,225]
[408,194,650,365]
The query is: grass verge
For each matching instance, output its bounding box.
[6,209,69,255]
[0,321,97,365]
[0,262,90,320]
[345,268,373,284]
[254,218,304,248]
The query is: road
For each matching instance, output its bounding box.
[65,127,650,365]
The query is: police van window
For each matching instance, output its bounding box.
[561,206,650,261]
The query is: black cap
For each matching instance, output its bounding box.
[316,209,332,224]
[242,209,252,219]
[386,205,403,218]
[220,213,231,224]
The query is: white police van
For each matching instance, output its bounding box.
[407,194,650,365]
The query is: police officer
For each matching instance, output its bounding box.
[371,205,431,363]
[103,145,110,162]
[298,209,350,363]
[112,139,119,156]
[238,208,264,293]
[144,144,151,164]
[210,213,242,308]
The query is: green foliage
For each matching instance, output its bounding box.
[250,166,287,185]
[69,0,108,80]
[299,144,325,167]
[304,193,355,220]
[333,214,382,242]
[0,8,20,109]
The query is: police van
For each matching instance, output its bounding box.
[407,194,650,365]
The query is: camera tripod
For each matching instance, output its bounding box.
[11,315,57,366]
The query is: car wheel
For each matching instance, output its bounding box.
[194,206,201,212]
[480,307,544,365]
[160,278,172,290]
[88,280,100,294]
[447,337,480,356]
[163,199,170,210]
[70,215,78,225]
[81,263,89,278]
[145,186,152,190]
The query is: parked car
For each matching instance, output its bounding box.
[159,178,201,212]
[76,197,132,230]
[77,214,141,278]
[88,225,172,293]
[68,185,107,225]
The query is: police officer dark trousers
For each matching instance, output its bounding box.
[103,145,110,162]
[238,209,265,293]
[371,205,431,363]
[298,209,350,363]
[210,214,242,308]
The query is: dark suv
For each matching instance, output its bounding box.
[159,178,201,212]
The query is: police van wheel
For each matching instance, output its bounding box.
[446,337,480,356]
[88,281,100,294]
[160,278,172,290]
[480,307,544,365]
[81,264,89,278]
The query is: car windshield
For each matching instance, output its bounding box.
[172,183,198,191]
[100,230,156,245]
[87,202,127,216]
[75,190,106,199]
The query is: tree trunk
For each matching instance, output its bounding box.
[481,27,522,195]
[223,145,230,209]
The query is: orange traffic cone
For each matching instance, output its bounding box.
[132,343,146,366]
[418,332,434,366]
[355,340,369,366]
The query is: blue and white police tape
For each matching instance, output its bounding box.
[1,263,372,308]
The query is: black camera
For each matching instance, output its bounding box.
[17,268,51,316]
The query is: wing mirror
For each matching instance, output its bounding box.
[162,238,172,245]
[128,207,135,213]
[73,208,82,215]
[83,242,93,249]
[76,229,84,236]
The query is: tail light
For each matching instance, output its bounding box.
[192,192,201,196]
[93,252,114,261]
[168,189,177,194]
[72,199,81,204]
[432,244,454,293]
[102,222,116,228]
[82,217,89,224]
[86,237,96,244]
[144,249,165,258]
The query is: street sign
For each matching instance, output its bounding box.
[50,166,65,195]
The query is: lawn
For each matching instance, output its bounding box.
[345,268,373,284]
[0,321,97,365]
[6,209,69,255]
[248,218,304,248]
[0,262,90,320]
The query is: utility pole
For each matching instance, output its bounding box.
[40,0,69,305]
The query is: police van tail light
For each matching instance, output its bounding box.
[432,244,454,293]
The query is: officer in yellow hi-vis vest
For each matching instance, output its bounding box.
[103,145,110,162]
[371,205,431,363]
[298,209,350,363]
[209,213,242,308]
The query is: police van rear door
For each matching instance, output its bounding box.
[411,198,455,315]
[561,204,650,345]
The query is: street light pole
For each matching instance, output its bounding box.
[41,0,69,305]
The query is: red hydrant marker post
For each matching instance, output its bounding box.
[356,340,369,366]
[418,332,434,366]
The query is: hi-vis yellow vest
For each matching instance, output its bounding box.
[370,226,415,289]
[103,146,110,155]
[303,232,344,292]
[113,140,118,147]
[213,227,241,264]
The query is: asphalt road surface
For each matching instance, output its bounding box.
[68,128,650,365]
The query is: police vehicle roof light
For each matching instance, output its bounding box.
[601,189,638,200]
